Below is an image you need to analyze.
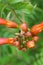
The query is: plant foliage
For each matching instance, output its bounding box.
[0,0,43,65]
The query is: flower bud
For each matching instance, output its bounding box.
[26,40,35,48]
[13,41,20,47]
[22,48,26,51]
[25,32,32,38]
[33,36,39,42]
[20,22,28,32]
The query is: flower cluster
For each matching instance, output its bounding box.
[0,18,43,51]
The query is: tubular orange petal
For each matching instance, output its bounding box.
[6,21,18,28]
[0,38,8,45]
[0,18,7,25]
[31,23,43,35]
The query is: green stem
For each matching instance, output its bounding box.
[7,3,23,23]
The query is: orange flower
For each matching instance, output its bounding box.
[6,20,18,28]
[31,22,43,35]
[0,38,14,45]
[0,18,18,28]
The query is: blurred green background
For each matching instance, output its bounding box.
[0,0,43,65]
